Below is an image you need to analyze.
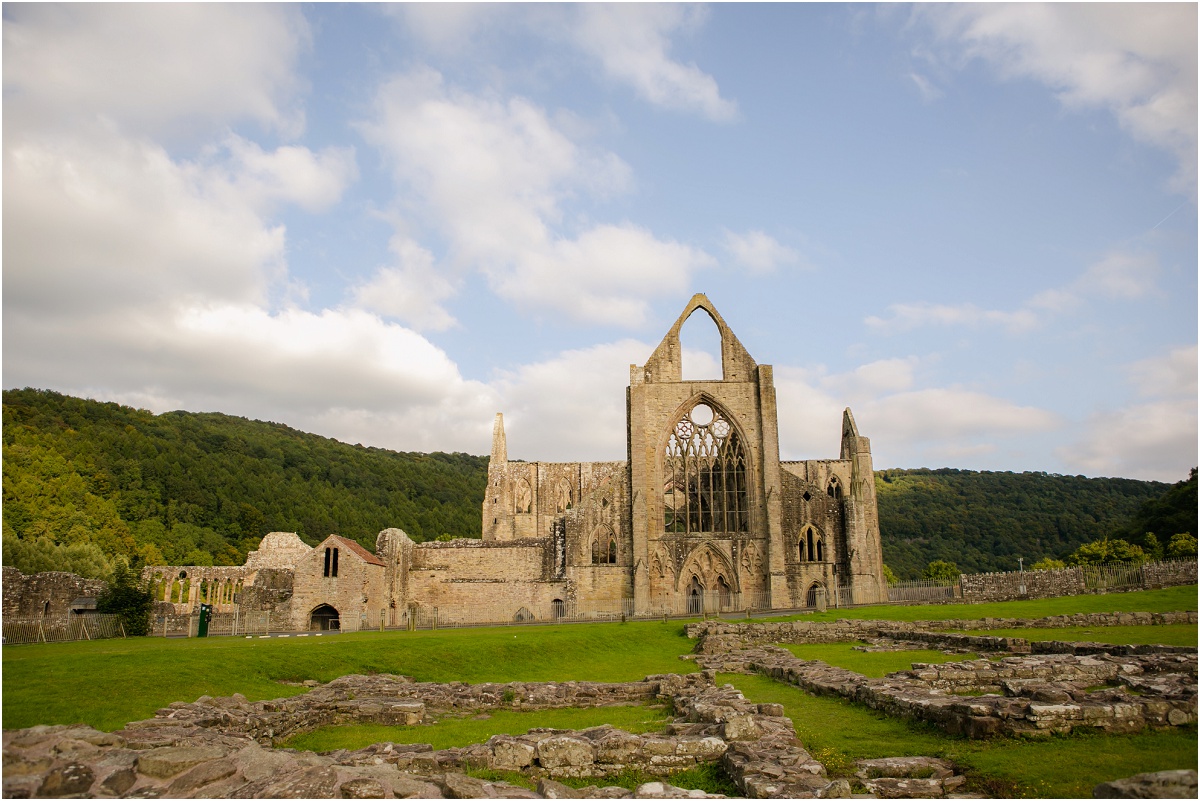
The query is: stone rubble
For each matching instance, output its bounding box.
[694,645,1196,739]
[1,671,850,799]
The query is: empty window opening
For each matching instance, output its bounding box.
[679,309,723,381]
[324,547,340,578]
[827,476,843,500]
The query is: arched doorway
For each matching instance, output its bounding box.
[717,575,731,609]
[310,603,340,631]
[687,575,704,615]
[806,583,824,609]
[551,599,565,619]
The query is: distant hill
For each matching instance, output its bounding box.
[876,468,1173,579]
[2,388,487,576]
[2,389,1186,582]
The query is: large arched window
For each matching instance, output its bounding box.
[663,401,749,534]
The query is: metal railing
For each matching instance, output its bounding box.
[886,578,961,603]
[2,614,125,645]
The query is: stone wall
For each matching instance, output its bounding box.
[1,567,107,618]
[959,560,1198,602]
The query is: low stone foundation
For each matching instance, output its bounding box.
[685,611,1198,654]
[695,646,1197,739]
[1,672,852,799]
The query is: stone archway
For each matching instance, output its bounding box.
[310,603,340,631]
[687,575,704,615]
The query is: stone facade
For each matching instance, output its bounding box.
[125,295,886,632]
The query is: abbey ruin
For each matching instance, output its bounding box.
[137,295,887,631]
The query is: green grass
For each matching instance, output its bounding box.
[722,673,1197,798]
[282,704,672,752]
[2,620,697,732]
[780,644,981,677]
[963,624,1197,647]
[758,586,1197,624]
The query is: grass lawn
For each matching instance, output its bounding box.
[722,673,1198,798]
[760,586,1197,624]
[282,704,672,752]
[1,620,697,732]
[778,644,982,677]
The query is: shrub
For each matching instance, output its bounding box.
[923,560,960,582]
[1030,557,1066,571]
[1166,533,1197,559]
[96,559,153,636]
[1069,538,1148,566]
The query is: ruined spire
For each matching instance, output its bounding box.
[490,412,507,466]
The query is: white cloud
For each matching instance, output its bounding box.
[865,302,1038,334]
[919,3,1198,191]
[351,237,459,332]
[907,71,944,103]
[492,340,653,461]
[869,248,1161,333]
[722,230,802,273]
[359,69,711,327]
[1057,345,1197,481]
[570,4,738,121]
[775,361,1060,467]
[3,4,310,139]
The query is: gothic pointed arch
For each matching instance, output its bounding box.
[676,541,740,594]
[662,395,750,536]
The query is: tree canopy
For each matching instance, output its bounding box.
[3,389,487,577]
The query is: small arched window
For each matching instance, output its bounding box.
[608,538,617,564]
[591,539,601,564]
[827,476,843,500]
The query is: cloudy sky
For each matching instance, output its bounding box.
[3,3,1196,482]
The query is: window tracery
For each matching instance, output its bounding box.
[663,402,749,534]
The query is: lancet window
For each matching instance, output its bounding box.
[663,402,749,535]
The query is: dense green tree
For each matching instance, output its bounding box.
[876,468,1169,578]
[96,559,153,636]
[1166,533,1197,559]
[1117,468,1198,549]
[881,564,899,586]
[923,560,960,582]
[3,389,489,567]
[1030,557,1066,571]
[1069,538,1148,566]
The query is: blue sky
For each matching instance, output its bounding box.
[3,3,1196,481]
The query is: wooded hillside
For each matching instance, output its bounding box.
[3,389,1189,581]
[2,389,486,575]
[876,468,1173,578]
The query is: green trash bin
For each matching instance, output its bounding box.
[198,603,213,637]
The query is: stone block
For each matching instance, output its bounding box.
[136,746,228,779]
[98,767,138,796]
[722,714,761,741]
[166,758,238,795]
[538,736,595,769]
[35,762,95,797]
[491,739,537,770]
[1093,769,1198,799]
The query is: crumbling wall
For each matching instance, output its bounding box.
[1,567,107,618]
